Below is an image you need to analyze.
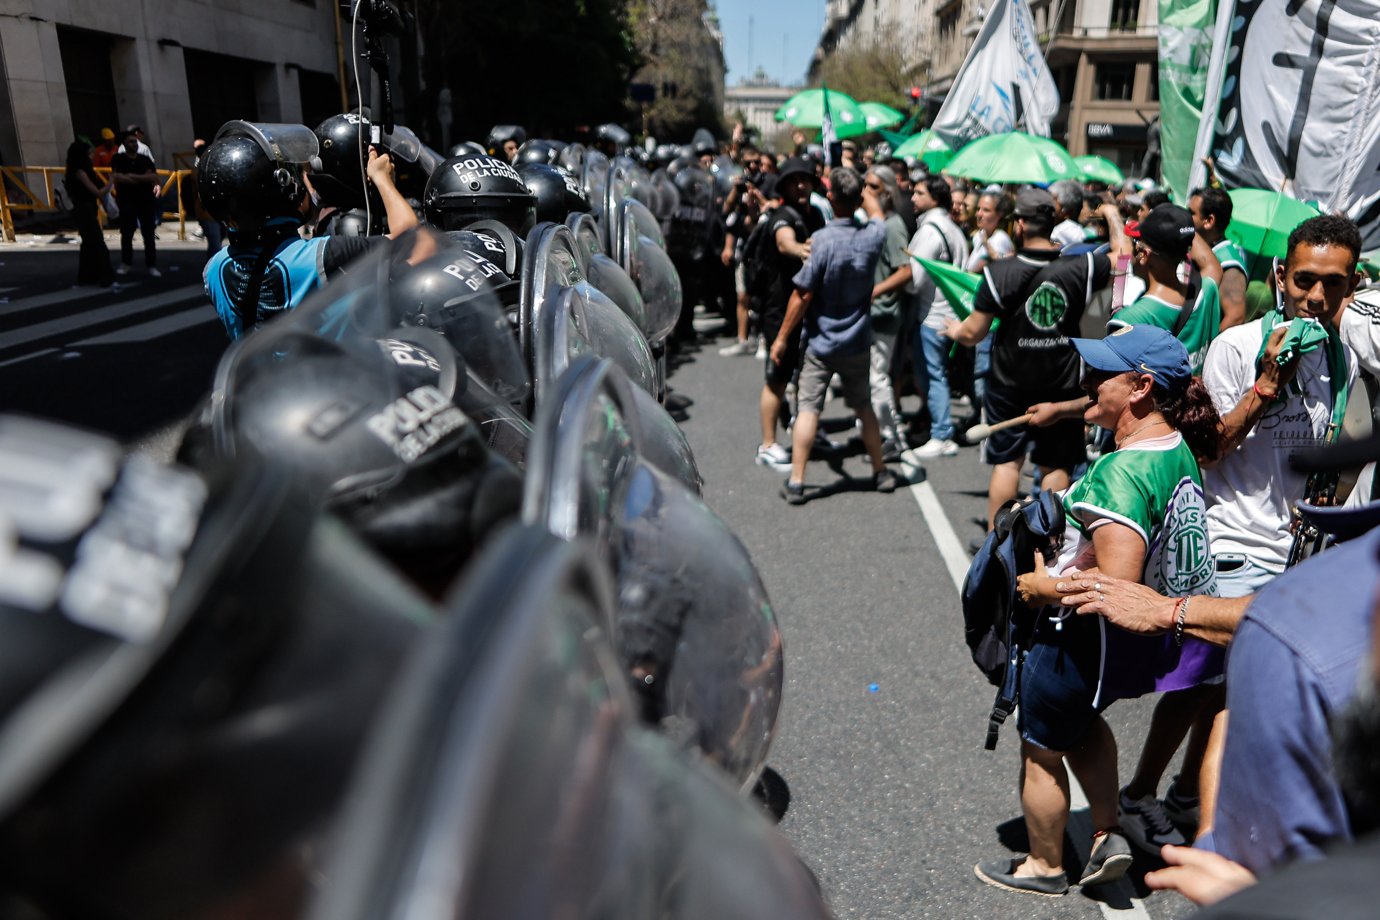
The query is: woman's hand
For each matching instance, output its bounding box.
[1056,568,1175,635]
[1016,551,1063,606]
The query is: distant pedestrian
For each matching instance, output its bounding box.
[64,140,114,287]
[90,128,120,220]
[187,138,223,255]
[111,132,160,277]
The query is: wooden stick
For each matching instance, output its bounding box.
[965,413,1034,442]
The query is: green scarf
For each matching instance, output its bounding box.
[1256,310,1349,443]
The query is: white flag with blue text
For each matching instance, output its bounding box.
[931,0,1060,149]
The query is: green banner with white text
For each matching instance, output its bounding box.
[1157,0,1217,203]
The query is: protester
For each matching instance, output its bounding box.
[769,167,902,503]
[906,176,970,458]
[110,130,161,277]
[719,171,764,356]
[943,188,1127,530]
[1188,187,1249,329]
[863,165,915,458]
[64,140,114,288]
[187,138,223,256]
[1113,203,1225,372]
[975,325,1222,896]
[1049,179,1087,249]
[755,158,825,472]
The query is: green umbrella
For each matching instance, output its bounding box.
[1074,155,1124,185]
[1225,189,1322,261]
[909,256,981,319]
[893,131,954,172]
[859,101,906,131]
[944,131,1079,184]
[774,87,869,139]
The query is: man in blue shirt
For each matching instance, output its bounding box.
[768,167,902,503]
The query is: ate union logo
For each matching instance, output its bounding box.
[1045,153,1068,173]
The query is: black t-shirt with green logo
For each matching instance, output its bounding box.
[973,248,1112,392]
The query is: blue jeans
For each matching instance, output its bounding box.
[914,324,953,441]
[973,335,993,407]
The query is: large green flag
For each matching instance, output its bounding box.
[911,257,981,319]
[1158,0,1218,203]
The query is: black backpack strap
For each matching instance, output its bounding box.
[1171,280,1198,338]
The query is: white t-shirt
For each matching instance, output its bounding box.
[1340,289,1380,377]
[964,228,1013,272]
[1052,219,1085,249]
[1202,320,1357,571]
[907,208,971,330]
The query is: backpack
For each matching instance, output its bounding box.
[742,205,796,306]
[961,490,1066,750]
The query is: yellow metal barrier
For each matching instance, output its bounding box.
[1,165,193,243]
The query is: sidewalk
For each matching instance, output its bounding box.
[0,228,208,253]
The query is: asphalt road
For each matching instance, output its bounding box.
[669,324,1196,920]
[1,240,1196,919]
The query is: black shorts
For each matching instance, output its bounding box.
[762,313,802,387]
[981,384,1085,471]
[1018,614,1106,752]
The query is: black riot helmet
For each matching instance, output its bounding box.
[313,112,371,209]
[0,416,429,920]
[423,153,536,237]
[198,121,321,233]
[449,140,485,157]
[517,162,591,224]
[485,124,526,159]
[514,138,561,167]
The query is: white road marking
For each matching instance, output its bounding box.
[903,462,1154,918]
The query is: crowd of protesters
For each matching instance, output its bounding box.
[694,128,1380,913]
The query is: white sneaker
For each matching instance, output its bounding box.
[1119,787,1187,855]
[754,336,767,359]
[755,443,792,472]
[911,438,959,458]
[718,339,754,357]
[147,266,162,278]
[115,264,130,276]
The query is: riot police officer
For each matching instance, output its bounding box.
[199,121,418,340]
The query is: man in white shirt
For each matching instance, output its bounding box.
[1049,180,1088,250]
[1201,214,1363,596]
[906,175,970,457]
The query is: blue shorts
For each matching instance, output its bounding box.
[1018,613,1105,752]
[982,384,1086,471]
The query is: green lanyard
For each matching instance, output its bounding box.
[1256,310,1350,444]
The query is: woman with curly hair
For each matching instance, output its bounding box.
[974,323,1224,898]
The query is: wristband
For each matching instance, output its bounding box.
[1253,382,1279,402]
[1174,597,1189,647]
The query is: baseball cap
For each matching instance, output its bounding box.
[1127,204,1196,258]
[1012,187,1055,218]
[1071,324,1192,393]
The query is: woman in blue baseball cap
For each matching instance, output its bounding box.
[975,323,1225,897]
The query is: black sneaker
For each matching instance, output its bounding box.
[873,468,903,493]
[1078,829,1133,887]
[973,857,1068,897]
[780,480,806,505]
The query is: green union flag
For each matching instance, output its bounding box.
[1158,0,1218,203]
[911,257,981,319]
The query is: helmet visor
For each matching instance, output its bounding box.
[214,120,320,166]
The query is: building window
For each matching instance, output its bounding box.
[1109,0,1140,31]
[1094,62,1136,101]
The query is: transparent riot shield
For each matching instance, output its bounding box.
[307,523,827,920]
[520,223,657,407]
[525,359,779,788]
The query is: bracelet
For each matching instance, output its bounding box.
[1174,597,1189,647]
[1253,382,1279,401]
